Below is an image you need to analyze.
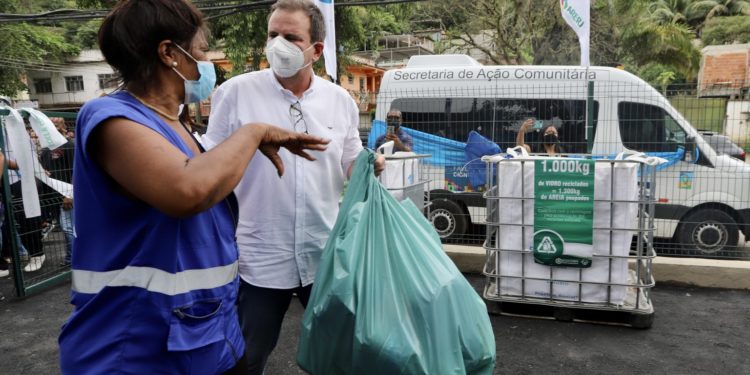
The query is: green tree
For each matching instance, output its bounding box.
[638,62,689,87]
[656,70,677,94]
[331,5,365,80]
[701,15,750,44]
[415,0,703,83]
[0,0,80,96]
[67,19,102,49]
[421,0,548,65]
[607,1,701,84]
[354,5,411,51]
[422,0,631,66]
[647,0,692,25]
[622,17,700,79]
[533,0,628,66]
[685,0,750,34]
[210,10,270,75]
[647,0,750,36]
[74,0,112,8]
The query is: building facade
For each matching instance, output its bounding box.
[698,44,750,144]
[26,50,116,110]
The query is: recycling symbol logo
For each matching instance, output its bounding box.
[536,236,557,254]
[532,229,564,265]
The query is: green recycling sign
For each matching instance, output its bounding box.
[533,159,595,268]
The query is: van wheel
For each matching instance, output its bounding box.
[678,209,739,257]
[429,199,468,240]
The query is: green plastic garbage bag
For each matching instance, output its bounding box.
[297,150,496,375]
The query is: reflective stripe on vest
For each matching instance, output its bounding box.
[71,261,238,296]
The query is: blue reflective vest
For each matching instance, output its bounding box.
[59,92,244,374]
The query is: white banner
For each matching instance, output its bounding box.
[20,108,68,151]
[560,0,590,67]
[315,0,337,81]
[2,107,73,218]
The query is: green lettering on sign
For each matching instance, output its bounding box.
[533,159,595,268]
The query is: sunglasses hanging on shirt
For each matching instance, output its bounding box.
[289,101,309,134]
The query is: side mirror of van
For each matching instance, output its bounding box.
[684,136,696,162]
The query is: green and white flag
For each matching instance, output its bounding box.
[533,159,595,268]
[560,0,590,67]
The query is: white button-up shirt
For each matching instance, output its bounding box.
[205,70,363,289]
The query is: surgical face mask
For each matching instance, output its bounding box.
[172,43,216,103]
[543,133,558,145]
[265,37,315,78]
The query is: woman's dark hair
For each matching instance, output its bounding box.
[98,0,204,87]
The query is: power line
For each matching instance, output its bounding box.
[0,56,110,69]
[0,56,113,70]
[0,0,427,24]
[339,0,426,5]
[0,58,114,74]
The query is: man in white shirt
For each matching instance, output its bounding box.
[205,1,384,373]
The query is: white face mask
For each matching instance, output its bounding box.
[265,37,315,78]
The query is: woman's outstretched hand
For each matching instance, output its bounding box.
[255,124,330,176]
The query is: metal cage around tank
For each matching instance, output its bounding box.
[481,154,657,328]
[377,152,432,215]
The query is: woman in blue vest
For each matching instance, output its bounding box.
[58,0,328,373]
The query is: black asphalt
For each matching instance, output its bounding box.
[1,274,748,374]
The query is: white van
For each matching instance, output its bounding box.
[370,55,750,257]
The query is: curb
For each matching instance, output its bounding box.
[444,244,750,290]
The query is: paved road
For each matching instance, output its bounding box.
[1,275,748,374]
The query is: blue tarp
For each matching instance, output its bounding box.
[368,120,688,173]
[368,120,466,166]
[464,131,501,188]
[645,149,686,170]
[580,149,685,171]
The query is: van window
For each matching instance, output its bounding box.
[391,97,598,153]
[391,98,494,143]
[618,102,685,152]
[492,99,598,154]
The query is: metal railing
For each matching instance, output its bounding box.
[0,108,76,297]
[361,82,750,260]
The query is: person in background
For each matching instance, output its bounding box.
[51,117,73,140]
[3,125,44,272]
[57,0,328,373]
[39,118,75,267]
[374,109,413,152]
[28,128,41,155]
[516,118,562,156]
[204,1,384,373]
[0,148,31,270]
